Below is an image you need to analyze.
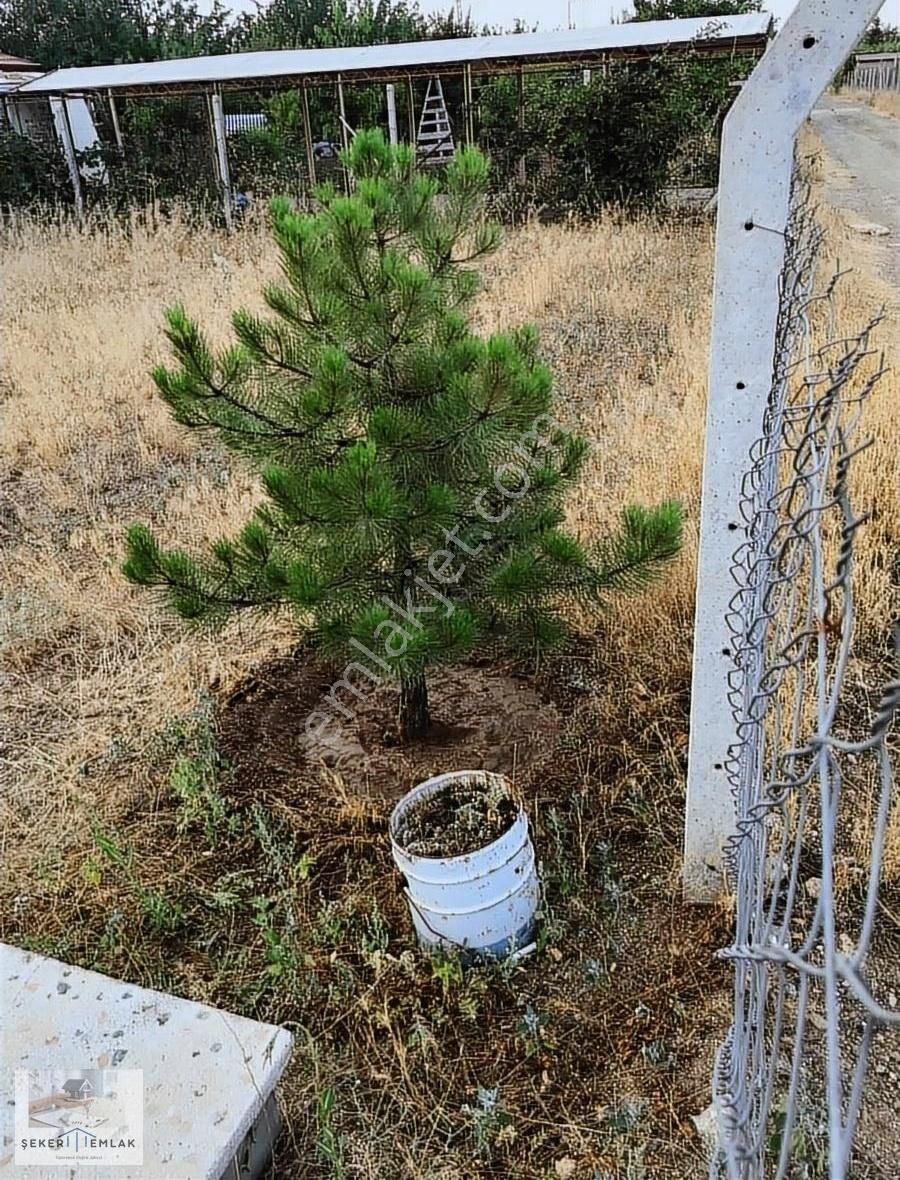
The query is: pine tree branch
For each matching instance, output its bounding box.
[167,346,307,438]
[247,337,312,381]
[127,558,285,614]
[332,212,373,303]
[170,360,352,448]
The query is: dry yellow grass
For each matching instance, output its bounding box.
[0,185,896,1176]
[815,221,900,888]
[476,212,711,667]
[837,85,900,120]
[1,211,295,861]
[1,191,896,873]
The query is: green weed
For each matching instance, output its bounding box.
[461,1086,515,1158]
[92,824,184,935]
[315,1086,346,1180]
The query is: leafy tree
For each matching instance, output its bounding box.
[477,0,763,214]
[858,16,900,52]
[144,0,235,60]
[481,40,750,214]
[105,96,220,211]
[0,0,235,68]
[123,134,681,739]
[0,129,71,206]
[632,1,762,18]
[241,0,424,53]
[229,126,298,197]
[0,0,148,68]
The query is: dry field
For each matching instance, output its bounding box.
[837,86,900,120]
[0,182,896,1178]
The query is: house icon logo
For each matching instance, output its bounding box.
[15,1066,143,1167]
[56,1126,96,1152]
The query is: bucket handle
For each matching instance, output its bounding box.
[405,891,467,949]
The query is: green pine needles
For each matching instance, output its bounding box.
[124,131,681,740]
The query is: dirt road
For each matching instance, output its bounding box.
[810,96,899,288]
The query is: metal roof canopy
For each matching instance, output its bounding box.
[0,52,40,70]
[15,15,771,98]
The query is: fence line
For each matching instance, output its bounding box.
[849,52,900,91]
[683,0,882,903]
[710,182,898,1179]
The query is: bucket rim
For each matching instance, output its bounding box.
[389,769,525,865]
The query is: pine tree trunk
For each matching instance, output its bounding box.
[399,671,430,741]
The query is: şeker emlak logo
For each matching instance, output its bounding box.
[21,1126,138,1152]
[15,1068,144,1167]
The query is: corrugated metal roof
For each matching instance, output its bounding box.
[0,66,41,94]
[0,52,40,70]
[15,15,771,97]
[0,50,41,94]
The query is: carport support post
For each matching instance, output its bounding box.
[207,90,233,230]
[386,83,398,145]
[683,0,881,903]
[5,96,22,134]
[516,69,525,183]
[301,82,316,193]
[337,75,351,193]
[407,77,417,147]
[337,75,350,150]
[463,64,474,147]
[108,91,124,150]
[49,95,83,220]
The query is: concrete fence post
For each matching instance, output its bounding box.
[684,0,882,902]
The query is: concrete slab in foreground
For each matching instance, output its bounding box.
[0,943,293,1180]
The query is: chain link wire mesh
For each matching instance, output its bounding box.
[711,179,899,1179]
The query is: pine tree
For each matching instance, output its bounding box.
[124,131,681,740]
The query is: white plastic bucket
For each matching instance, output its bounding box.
[389,770,539,958]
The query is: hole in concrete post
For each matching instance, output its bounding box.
[802,35,816,49]
[736,381,746,389]
[744,220,754,231]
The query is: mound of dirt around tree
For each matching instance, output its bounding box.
[217,653,560,807]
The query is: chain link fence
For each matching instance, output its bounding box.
[711,181,899,1179]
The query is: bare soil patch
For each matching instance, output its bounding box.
[218,654,560,807]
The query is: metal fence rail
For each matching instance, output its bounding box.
[711,184,899,1179]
